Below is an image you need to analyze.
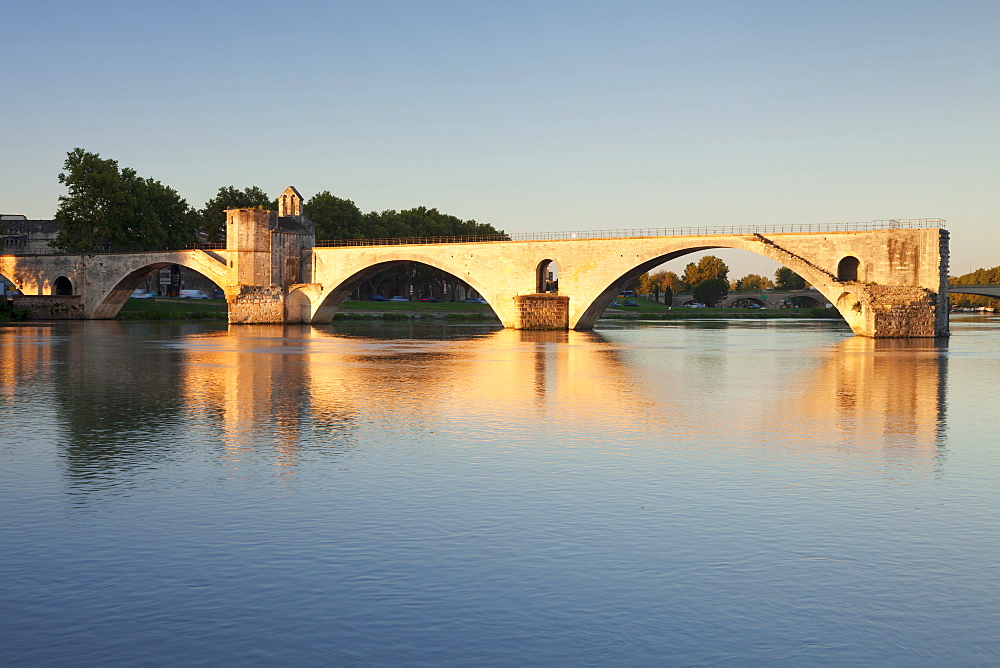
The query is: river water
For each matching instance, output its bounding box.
[2,316,998,665]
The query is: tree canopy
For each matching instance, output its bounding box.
[199,186,273,243]
[774,266,807,290]
[303,191,366,240]
[682,255,729,290]
[693,278,729,306]
[635,270,680,302]
[51,148,198,252]
[732,273,775,292]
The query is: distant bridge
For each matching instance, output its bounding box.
[947,284,1000,299]
[0,190,950,338]
[669,287,829,308]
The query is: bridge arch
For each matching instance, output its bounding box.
[86,251,229,319]
[723,295,768,308]
[785,294,824,308]
[310,251,502,324]
[838,256,860,282]
[569,237,845,331]
[536,259,559,293]
[54,276,74,295]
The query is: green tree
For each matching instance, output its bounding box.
[659,271,683,293]
[51,148,197,252]
[199,186,272,243]
[682,255,729,290]
[774,266,807,290]
[363,206,504,239]
[137,177,200,249]
[303,191,365,240]
[733,273,775,291]
[693,278,729,307]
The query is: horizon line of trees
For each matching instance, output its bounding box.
[47,148,505,253]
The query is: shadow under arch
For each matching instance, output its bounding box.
[90,260,227,319]
[54,276,74,295]
[571,241,846,331]
[311,258,498,324]
[838,255,861,282]
[786,294,824,308]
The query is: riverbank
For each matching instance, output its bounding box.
[86,296,849,323]
[0,300,30,322]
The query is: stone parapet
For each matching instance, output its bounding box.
[513,293,569,330]
[228,286,286,324]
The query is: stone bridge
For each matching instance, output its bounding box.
[0,195,950,338]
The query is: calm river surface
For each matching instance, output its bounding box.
[2,316,999,665]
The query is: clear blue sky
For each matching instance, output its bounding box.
[3,0,997,277]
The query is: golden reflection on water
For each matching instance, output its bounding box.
[0,322,948,477]
[170,324,948,473]
[0,325,57,400]
[798,337,947,464]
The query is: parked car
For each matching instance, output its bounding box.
[420,296,442,303]
[609,301,622,308]
[178,289,208,299]
[464,297,487,304]
[623,299,639,307]
[389,296,409,302]
[684,302,706,308]
[131,289,154,299]
[368,295,388,301]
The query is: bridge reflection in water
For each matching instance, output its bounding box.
[0,323,949,487]
[171,325,948,474]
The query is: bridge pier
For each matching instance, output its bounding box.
[227,286,288,324]
[836,285,945,338]
[512,294,569,330]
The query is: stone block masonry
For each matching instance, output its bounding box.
[513,294,569,330]
[228,286,286,324]
[11,295,83,320]
[866,286,938,338]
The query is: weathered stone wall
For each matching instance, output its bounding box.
[228,286,286,324]
[271,231,305,286]
[513,294,569,330]
[937,230,951,337]
[866,286,938,338]
[226,209,274,287]
[12,295,83,319]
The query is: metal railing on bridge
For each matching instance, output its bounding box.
[313,218,946,248]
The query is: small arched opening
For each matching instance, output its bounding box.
[837,256,860,282]
[536,259,559,293]
[54,276,73,296]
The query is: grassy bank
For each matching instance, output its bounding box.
[0,300,30,323]
[117,298,228,321]
[601,296,843,320]
[113,296,843,322]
